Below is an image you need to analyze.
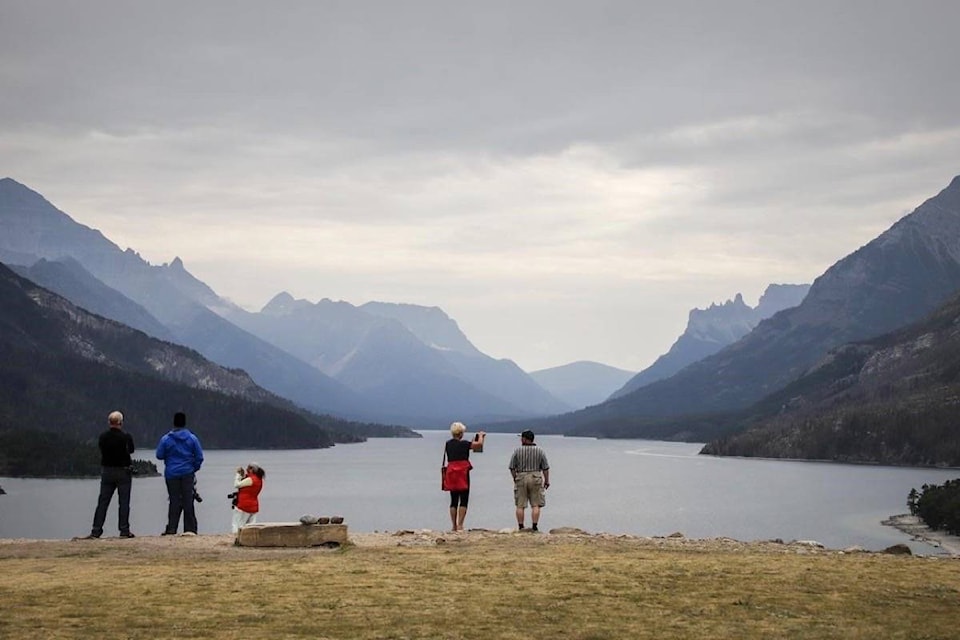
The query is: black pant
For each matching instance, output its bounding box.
[164,473,197,534]
[91,466,132,536]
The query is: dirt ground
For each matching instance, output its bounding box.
[2,521,956,560]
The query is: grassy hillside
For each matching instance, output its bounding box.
[1,533,958,639]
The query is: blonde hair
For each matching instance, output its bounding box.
[108,411,123,426]
[449,421,466,438]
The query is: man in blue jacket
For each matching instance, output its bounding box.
[156,411,204,535]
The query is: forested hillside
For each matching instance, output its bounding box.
[701,289,960,467]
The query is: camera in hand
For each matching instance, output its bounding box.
[227,491,238,508]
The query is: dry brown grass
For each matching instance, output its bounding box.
[1,533,958,639]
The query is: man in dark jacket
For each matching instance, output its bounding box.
[84,410,136,539]
[156,411,204,535]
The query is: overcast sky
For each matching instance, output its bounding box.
[3,1,959,372]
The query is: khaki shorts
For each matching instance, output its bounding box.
[514,471,545,508]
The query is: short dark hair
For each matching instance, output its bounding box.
[520,429,535,441]
[173,412,187,428]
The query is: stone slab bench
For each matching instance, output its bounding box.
[236,522,348,548]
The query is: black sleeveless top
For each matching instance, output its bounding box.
[445,438,472,462]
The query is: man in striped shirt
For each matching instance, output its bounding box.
[509,430,550,532]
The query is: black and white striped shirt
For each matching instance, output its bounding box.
[509,445,549,473]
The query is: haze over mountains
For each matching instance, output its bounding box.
[611,284,810,399]
[225,293,571,424]
[526,174,960,452]
[0,179,360,417]
[0,177,571,427]
[4,173,960,467]
[529,361,636,409]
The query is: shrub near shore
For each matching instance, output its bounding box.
[1,532,958,639]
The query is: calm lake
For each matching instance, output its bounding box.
[1,431,957,553]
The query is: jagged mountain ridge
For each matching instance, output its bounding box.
[611,284,810,399]
[701,287,960,466]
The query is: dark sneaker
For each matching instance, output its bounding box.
[531,523,539,532]
[81,534,101,540]
[161,531,176,536]
[518,524,525,530]
[119,532,136,538]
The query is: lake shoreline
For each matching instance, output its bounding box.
[882,513,960,556]
[5,437,957,548]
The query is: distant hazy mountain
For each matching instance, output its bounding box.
[362,301,572,417]
[0,178,362,419]
[516,174,960,441]
[0,262,369,448]
[702,287,960,467]
[529,361,635,409]
[224,294,570,425]
[360,301,481,355]
[611,284,810,399]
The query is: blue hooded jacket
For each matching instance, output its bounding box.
[155,428,204,478]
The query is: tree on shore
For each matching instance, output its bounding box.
[908,479,960,535]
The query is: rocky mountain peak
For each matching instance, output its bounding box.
[609,282,810,400]
[686,293,755,343]
[261,291,299,315]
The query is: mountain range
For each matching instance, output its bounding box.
[501,175,960,452]
[0,261,407,451]
[550,177,960,441]
[0,179,363,418]
[6,173,960,467]
[223,294,571,424]
[0,177,569,427]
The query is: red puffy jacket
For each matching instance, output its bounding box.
[236,474,263,514]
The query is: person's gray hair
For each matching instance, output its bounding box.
[449,421,466,437]
[108,411,123,425]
